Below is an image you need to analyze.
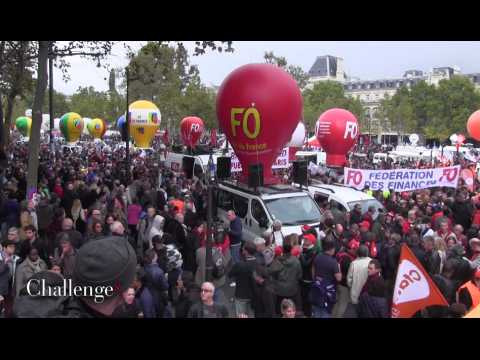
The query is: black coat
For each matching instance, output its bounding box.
[229,257,257,300]
[451,201,473,230]
[164,219,187,251]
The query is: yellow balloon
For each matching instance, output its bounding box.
[129,100,161,148]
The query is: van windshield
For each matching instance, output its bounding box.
[264,195,321,226]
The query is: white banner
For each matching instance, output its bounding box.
[231,147,289,173]
[344,166,461,192]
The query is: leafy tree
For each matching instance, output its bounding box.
[302,81,365,131]
[0,41,35,149]
[264,51,309,89]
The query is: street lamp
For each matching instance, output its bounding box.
[205,151,216,282]
[48,43,54,159]
[125,66,131,185]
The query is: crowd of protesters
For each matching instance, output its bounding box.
[1,134,480,318]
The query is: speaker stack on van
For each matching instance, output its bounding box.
[248,164,264,188]
[182,156,195,179]
[216,157,231,180]
[292,160,308,186]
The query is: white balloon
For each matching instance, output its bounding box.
[409,133,419,145]
[82,118,92,135]
[54,118,60,130]
[450,134,458,144]
[25,109,32,117]
[286,122,306,147]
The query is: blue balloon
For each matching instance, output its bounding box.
[117,115,126,130]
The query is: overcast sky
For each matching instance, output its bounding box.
[53,41,480,95]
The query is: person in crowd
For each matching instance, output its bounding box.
[267,236,302,315]
[142,248,169,318]
[72,236,137,317]
[52,234,76,279]
[15,247,48,296]
[311,240,341,318]
[357,259,389,318]
[347,245,372,317]
[187,282,229,318]
[280,298,299,318]
[0,239,21,316]
[332,239,359,318]
[457,267,480,312]
[127,197,142,242]
[19,225,48,262]
[112,287,143,318]
[227,210,242,266]
[298,233,318,317]
[228,240,258,318]
[137,205,157,258]
[86,220,104,242]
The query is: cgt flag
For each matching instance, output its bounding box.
[391,244,449,318]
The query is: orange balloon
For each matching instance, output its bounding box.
[467,110,480,140]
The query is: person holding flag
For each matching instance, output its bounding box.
[391,243,449,318]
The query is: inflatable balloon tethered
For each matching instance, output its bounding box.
[216,63,302,185]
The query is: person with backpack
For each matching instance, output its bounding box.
[228,240,258,318]
[311,240,341,318]
[332,239,358,318]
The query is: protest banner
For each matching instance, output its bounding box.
[231,147,289,172]
[344,165,460,192]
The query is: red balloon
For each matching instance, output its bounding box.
[180,116,204,148]
[467,110,480,141]
[216,64,302,184]
[315,108,359,167]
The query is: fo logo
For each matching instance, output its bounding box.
[74,119,81,128]
[344,121,358,140]
[191,123,201,133]
[346,169,363,186]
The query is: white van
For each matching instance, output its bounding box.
[214,181,322,244]
[298,181,384,220]
[295,150,326,165]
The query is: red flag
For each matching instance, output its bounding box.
[210,129,217,148]
[162,129,170,145]
[461,168,475,192]
[391,244,449,318]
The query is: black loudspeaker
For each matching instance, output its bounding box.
[248,164,264,188]
[293,160,308,185]
[216,156,231,179]
[182,156,195,179]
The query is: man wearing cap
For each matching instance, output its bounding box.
[73,235,137,317]
[299,233,318,317]
[457,268,480,312]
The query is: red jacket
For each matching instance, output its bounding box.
[472,210,480,226]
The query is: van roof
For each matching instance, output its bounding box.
[306,181,375,203]
[219,180,308,199]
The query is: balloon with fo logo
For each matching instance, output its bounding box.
[60,112,84,143]
[315,108,359,167]
[129,100,161,148]
[180,116,204,148]
[87,118,107,139]
[216,63,302,184]
[15,116,32,137]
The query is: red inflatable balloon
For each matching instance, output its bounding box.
[467,110,480,141]
[216,64,302,184]
[315,108,359,167]
[180,116,204,148]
